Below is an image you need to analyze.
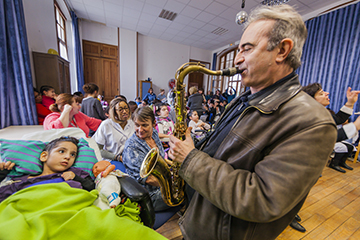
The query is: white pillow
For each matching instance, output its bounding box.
[22,128,102,162]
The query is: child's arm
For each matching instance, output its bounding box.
[62,171,95,191]
[0,162,15,182]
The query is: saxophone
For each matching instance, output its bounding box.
[140,62,243,207]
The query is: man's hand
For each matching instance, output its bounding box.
[145,175,160,187]
[169,127,195,164]
[61,171,76,181]
[0,161,15,171]
[345,87,360,108]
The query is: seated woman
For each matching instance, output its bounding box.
[92,98,135,165]
[302,83,360,173]
[142,88,156,105]
[43,93,101,137]
[122,107,171,212]
[0,136,95,202]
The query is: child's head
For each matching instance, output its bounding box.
[189,110,199,122]
[82,83,99,96]
[154,103,169,118]
[40,137,79,174]
[40,85,56,99]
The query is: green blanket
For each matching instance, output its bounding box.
[0,183,166,240]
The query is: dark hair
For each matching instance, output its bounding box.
[33,87,39,93]
[73,91,83,97]
[82,83,99,94]
[148,88,153,93]
[128,101,138,113]
[43,136,79,157]
[109,98,129,122]
[132,106,155,125]
[301,83,322,98]
[114,95,127,102]
[49,93,74,112]
[40,85,54,95]
[188,110,199,118]
[154,103,169,116]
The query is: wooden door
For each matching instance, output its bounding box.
[83,40,119,102]
[103,58,119,103]
[84,56,102,85]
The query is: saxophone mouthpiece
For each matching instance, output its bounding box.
[221,67,244,76]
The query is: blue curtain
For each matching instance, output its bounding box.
[70,11,85,94]
[0,0,37,129]
[297,2,360,117]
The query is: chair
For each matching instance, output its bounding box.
[352,145,360,163]
[113,161,181,229]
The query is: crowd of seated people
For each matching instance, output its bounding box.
[28,82,360,226]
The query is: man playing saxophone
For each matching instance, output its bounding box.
[169,5,337,240]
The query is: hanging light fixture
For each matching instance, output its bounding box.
[260,0,290,6]
[235,0,248,25]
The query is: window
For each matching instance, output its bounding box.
[212,47,245,96]
[55,2,68,60]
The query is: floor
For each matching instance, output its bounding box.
[156,159,360,240]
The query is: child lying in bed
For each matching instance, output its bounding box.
[0,136,95,202]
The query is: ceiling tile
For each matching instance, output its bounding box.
[220,7,239,21]
[85,5,105,16]
[196,11,216,23]
[182,25,198,34]
[104,2,123,14]
[145,0,167,8]
[139,12,158,22]
[168,22,186,31]
[151,24,168,32]
[188,0,213,10]
[204,2,228,15]
[123,0,145,10]
[188,19,206,28]
[216,0,238,8]
[209,16,228,27]
[174,14,193,25]
[105,11,123,21]
[122,15,139,24]
[142,3,162,15]
[104,0,124,5]
[122,8,141,18]
[82,0,104,8]
[174,0,191,4]
[155,18,173,27]
[180,5,202,18]
[164,0,186,13]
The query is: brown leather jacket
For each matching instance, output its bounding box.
[179,75,337,240]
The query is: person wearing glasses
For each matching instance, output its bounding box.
[93,98,134,165]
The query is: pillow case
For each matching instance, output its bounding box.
[0,138,97,179]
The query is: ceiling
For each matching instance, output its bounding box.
[66,0,359,51]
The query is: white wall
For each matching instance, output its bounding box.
[138,35,212,96]
[23,0,77,93]
[23,0,58,87]
[81,21,118,46]
[119,29,137,101]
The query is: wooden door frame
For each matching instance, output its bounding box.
[188,59,210,93]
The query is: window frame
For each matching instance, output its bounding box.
[212,46,245,96]
[54,1,68,60]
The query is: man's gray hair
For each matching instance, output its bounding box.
[244,5,307,70]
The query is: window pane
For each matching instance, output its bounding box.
[59,42,68,60]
